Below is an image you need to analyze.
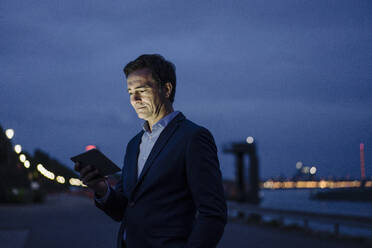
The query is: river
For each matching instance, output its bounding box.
[259,189,372,238]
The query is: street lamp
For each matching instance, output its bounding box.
[19,154,26,163]
[5,129,14,139]
[246,136,254,144]
[14,144,22,154]
[24,160,30,168]
[56,176,65,184]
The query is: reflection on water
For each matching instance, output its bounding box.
[261,189,372,217]
[260,189,372,237]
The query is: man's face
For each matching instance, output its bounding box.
[127,68,166,122]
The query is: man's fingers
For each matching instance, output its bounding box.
[79,165,94,177]
[75,163,105,193]
[86,177,105,187]
[74,162,91,173]
[81,169,103,184]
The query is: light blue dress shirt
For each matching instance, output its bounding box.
[137,110,180,178]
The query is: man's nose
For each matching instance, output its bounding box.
[131,92,141,101]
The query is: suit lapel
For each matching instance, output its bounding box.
[132,113,185,194]
[125,131,143,194]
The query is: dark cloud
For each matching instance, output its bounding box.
[1,0,371,179]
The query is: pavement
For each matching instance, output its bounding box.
[0,193,369,248]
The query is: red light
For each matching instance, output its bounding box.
[360,143,364,150]
[85,145,96,151]
[360,143,366,180]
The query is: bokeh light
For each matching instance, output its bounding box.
[310,166,317,175]
[5,129,14,139]
[246,136,254,144]
[14,144,22,154]
[19,154,26,163]
[56,176,66,184]
[24,160,30,168]
[296,161,303,169]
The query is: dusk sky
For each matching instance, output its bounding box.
[1,0,371,180]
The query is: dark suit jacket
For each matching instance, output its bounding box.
[95,112,227,248]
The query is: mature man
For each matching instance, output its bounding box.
[75,54,227,248]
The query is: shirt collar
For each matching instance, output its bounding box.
[142,111,180,133]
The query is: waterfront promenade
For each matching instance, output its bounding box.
[0,193,369,248]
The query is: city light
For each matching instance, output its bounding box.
[262,180,372,189]
[31,182,40,190]
[12,188,19,195]
[19,154,26,163]
[283,181,295,188]
[246,136,254,144]
[5,129,14,139]
[24,160,30,168]
[296,161,303,169]
[302,166,310,174]
[5,127,88,189]
[69,178,86,187]
[263,180,274,189]
[310,167,317,175]
[56,176,65,184]
[14,144,22,154]
[37,163,55,180]
[319,180,327,189]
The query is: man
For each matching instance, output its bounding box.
[74,54,227,248]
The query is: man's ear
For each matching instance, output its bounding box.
[164,82,173,99]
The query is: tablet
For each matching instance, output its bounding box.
[70,149,121,176]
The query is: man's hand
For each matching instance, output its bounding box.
[74,162,108,198]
